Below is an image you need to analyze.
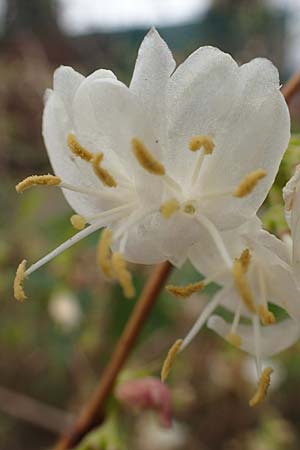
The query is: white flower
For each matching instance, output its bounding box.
[14,28,290,299]
[164,219,300,403]
[283,164,300,281]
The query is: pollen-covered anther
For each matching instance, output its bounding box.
[67,133,93,162]
[92,153,117,188]
[234,169,267,197]
[239,248,251,272]
[14,259,27,302]
[249,367,273,407]
[160,198,180,219]
[226,332,242,348]
[70,214,86,230]
[97,228,113,279]
[232,259,256,313]
[258,305,276,325]
[111,252,135,299]
[16,175,61,193]
[189,135,215,154]
[166,281,205,298]
[161,339,183,383]
[132,138,165,175]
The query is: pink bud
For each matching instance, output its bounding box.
[115,377,172,428]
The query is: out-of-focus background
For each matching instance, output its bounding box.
[1,1,300,449]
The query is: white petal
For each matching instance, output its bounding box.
[197,58,290,229]
[130,28,175,152]
[208,315,300,357]
[53,66,84,119]
[166,47,238,189]
[43,91,122,217]
[72,77,163,202]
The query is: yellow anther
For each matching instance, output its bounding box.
[183,203,196,215]
[258,305,276,325]
[111,252,135,299]
[249,367,273,407]
[166,281,205,298]
[92,153,117,188]
[189,135,215,154]
[234,169,267,197]
[160,198,180,219]
[232,259,256,313]
[239,248,251,273]
[97,228,113,279]
[226,332,242,348]
[16,175,61,193]
[67,134,93,162]
[132,138,165,176]
[14,260,27,302]
[161,339,183,383]
[70,214,86,230]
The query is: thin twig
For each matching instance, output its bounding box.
[281,72,300,105]
[0,386,73,433]
[54,261,172,450]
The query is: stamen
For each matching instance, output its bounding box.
[24,204,133,278]
[233,169,267,198]
[249,367,273,407]
[92,153,117,188]
[257,265,275,325]
[160,198,180,219]
[67,133,93,162]
[226,332,241,348]
[166,281,205,298]
[161,339,182,383]
[70,214,86,230]
[132,138,165,176]
[111,252,135,299]
[189,135,215,154]
[253,316,262,377]
[258,305,276,325]
[14,260,27,301]
[195,214,232,269]
[232,259,256,313]
[97,228,113,279]
[180,295,220,351]
[239,248,251,272]
[16,175,61,193]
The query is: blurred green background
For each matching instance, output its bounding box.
[1,0,300,449]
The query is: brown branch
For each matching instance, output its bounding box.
[54,260,172,450]
[281,72,300,104]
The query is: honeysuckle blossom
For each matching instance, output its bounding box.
[163,219,300,405]
[14,28,290,301]
[283,164,300,283]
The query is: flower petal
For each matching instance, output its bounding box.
[130,28,176,154]
[197,58,290,229]
[208,315,300,357]
[43,91,123,217]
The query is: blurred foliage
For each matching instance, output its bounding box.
[0,1,300,449]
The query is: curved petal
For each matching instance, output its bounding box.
[166,47,239,189]
[72,77,163,202]
[43,91,124,218]
[53,65,84,119]
[196,58,290,229]
[130,28,175,153]
[208,315,300,357]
